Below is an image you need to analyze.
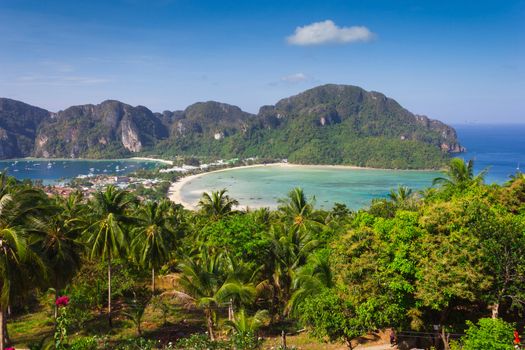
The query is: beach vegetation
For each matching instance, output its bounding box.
[0,158,524,349]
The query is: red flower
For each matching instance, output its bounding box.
[55,295,70,307]
[6,347,15,350]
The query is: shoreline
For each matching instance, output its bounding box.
[128,157,174,165]
[0,156,173,165]
[168,163,274,210]
[167,162,443,210]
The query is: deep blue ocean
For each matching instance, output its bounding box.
[454,124,525,183]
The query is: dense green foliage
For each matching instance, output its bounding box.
[1,158,525,350]
[454,318,515,350]
[156,85,462,169]
[1,85,462,169]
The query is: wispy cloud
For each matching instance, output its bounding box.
[39,61,75,73]
[287,20,374,46]
[280,72,309,83]
[15,75,111,86]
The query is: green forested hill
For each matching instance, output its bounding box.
[158,85,463,169]
[0,84,463,168]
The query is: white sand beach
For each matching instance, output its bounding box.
[166,162,386,210]
[167,163,278,209]
[129,157,174,165]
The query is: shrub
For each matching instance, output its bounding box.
[458,318,515,350]
[175,334,230,350]
[70,336,99,350]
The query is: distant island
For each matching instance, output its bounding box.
[0,84,463,169]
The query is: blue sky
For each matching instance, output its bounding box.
[0,0,523,123]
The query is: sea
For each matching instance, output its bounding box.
[455,124,525,184]
[0,159,160,185]
[0,124,522,210]
[179,124,525,210]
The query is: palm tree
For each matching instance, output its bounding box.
[170,252,256,340]
[85,185,136,327]
[131,199,177,293]
[264,223,319,318]
[278,188,323,232]
[198,189,239,219]
[388,185,413,203]
[0,176,47,350]
[249,207,273,226]
[433,158,487,190]
[224,308,270,345]
[0,228,46,349]
[287,253,333,315]
[29,193,88,318]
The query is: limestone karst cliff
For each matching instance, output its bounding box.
[0,84,464,168]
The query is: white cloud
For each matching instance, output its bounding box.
[280,72,309,83]
[287,20,374,46]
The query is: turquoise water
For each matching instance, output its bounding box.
[181,124,525,210]
[0,159,160,184]
[181,166,440,210]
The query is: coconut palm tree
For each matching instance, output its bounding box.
[387,185,418,210]
[29,194,86,317]
[287,253,334,315]
[170,251,256,340]
[388,185,413,203]
[278,188,323,232]
[224,308,270,347]
[85,185,136,327]
[264,223,319,318]
[433,158,487,190]
[0,176,48,350]
[198,189,239,219]
[224,308,270,334]
[0,228,46,349]
[131,199,178,293]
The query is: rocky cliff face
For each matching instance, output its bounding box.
[120,117,142,152]
[0,98,50,158]
[0,84,464,168]
[34,100,169,158]
[169,101,255,138]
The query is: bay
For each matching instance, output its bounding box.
[180,166,440,210]
[180,124,525,210]
[0,159,160,184]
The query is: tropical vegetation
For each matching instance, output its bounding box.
[0,158,524,349]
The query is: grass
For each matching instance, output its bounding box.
[8,309,54,347]
[6,274,389,349]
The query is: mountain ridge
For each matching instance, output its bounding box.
[0,84,464,169]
